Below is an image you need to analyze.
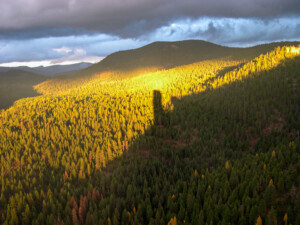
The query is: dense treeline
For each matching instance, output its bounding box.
[0,46,299,224]
[33,40,300,95]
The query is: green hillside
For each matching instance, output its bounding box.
[34,40,300,95]
[80,40,300,72]
[0,44,299,225]
[0,70,46,109]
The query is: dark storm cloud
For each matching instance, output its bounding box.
[0,0,300,39]
[0,0,299,65]
[0,28,99,40]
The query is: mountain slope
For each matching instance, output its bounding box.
[84,40,300,72]
[0,45,299,224]
[0,70,46,109]
[35,40,300,95]
[67,40,300,74]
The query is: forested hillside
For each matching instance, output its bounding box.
[34,40,299,95]
[0,45,299,225]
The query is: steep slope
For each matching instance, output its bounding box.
[0,70,46,109]
[35,40,300,95]
[0,45,299,224]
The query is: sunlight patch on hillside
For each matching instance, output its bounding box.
[2,45,298,178]
[286,46,300,54]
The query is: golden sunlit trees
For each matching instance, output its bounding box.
[0,45,299,224]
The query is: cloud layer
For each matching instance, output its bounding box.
[0,0,299,65]
[1,0,300,38]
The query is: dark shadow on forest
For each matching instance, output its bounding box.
[153,90,164,126]
[203,63,246,89]
[66,55,300,225]
[0,73,45,109]
[0,87,43,110]
[96,55,300,175]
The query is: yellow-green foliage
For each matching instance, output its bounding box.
[0,45,299,224]
[1,59,239,177]
[0,46,298,183]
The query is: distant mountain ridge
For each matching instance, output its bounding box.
[73,40,300,78]
[0,62,92,77]
[2,40,300,105]
[34,40,300,95]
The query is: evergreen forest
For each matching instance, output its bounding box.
[0,43,299,225]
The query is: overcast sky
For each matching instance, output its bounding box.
[0,0,299,67]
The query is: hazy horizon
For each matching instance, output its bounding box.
[1,38,300,68]
[0,57,101,68]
